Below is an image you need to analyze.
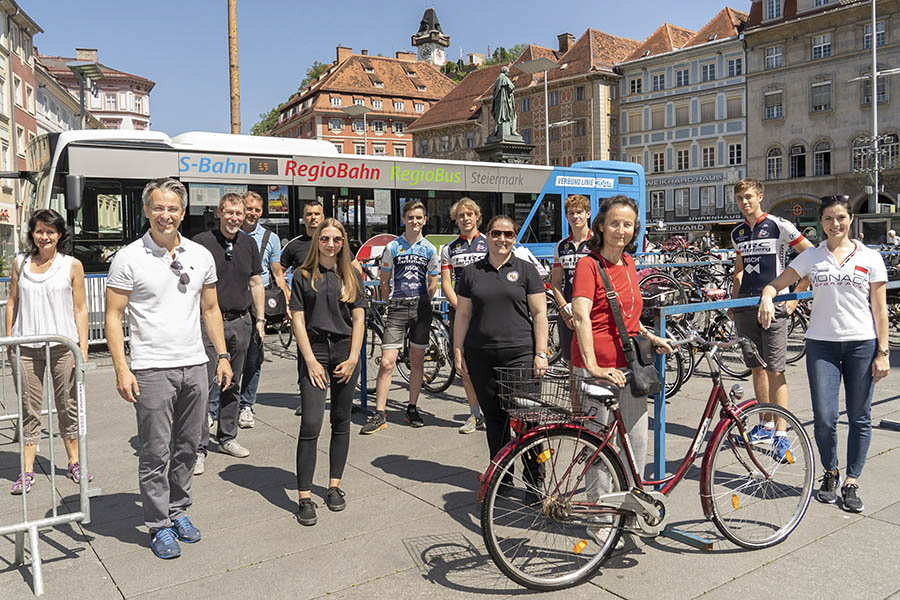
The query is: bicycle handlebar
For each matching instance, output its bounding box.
[669,325,768,370]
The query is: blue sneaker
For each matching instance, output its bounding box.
[172,516,201,543]
[748,424,774,443]
[773,435,793,463]
[149,528,181,559]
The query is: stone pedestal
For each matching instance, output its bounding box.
[475,138,535,164]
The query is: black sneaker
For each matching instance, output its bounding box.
[325,486,346,512]
[815,470,840,504]
[296,499,318,526]
[360,412,387,434]
[840,483,864,513]
[405,404,424,428]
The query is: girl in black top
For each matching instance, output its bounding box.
[453,215,549,495]
[290,218,366,526]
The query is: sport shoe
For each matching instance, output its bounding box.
[841,483,864,513]
[773,435,792,463]
[294,404,303,416]
[405,404,424,428]
[208,414,216,431]
[815,470,840,504]
[66,462,92,484]
[172,516,201,543]
[149,527,181,559]
[10,472,34,495]
[239,406,255,429]
[360,412,387,435]
[219,439,250,458]
[748,424,774,443]
[297,498,317,526]
[325,486,346,512]
[193,453,206,476]
[458,415,484,434]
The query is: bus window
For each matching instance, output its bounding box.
[76,180,124,240]
[517,193,561,243]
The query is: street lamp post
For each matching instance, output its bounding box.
[342,104,373,155]
[66,61,103,129]
[516,58,557,165]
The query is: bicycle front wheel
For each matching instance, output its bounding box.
[710,315,751,378]
[481,428,626,591]
[278,320,293,349]
[422,319,456,393]
[705,403,814,549]
[358,323,383,394]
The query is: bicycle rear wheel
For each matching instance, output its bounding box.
[666,321,696,385]
[710,315,751,378]
[278,320,293,349]
[705,403,813,549]
[358,323,383,394]
[422,319,456,393]
[785,311,807,365]
[481,428,626,591]
[664,349,683,398]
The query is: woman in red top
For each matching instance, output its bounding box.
[571,195,672,487]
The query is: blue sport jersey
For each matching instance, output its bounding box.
[381,236,440,299]
[731,213,805,297]
[440,232,488,285]
[553,233,592,302]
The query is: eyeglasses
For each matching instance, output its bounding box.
[489,230,516,240]
[225,241,233,261]
[820,194,851,204]
[319,235,344,244]
[170,259,190,285]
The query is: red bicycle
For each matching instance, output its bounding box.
[479,328,814,591]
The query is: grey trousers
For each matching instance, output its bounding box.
[200,313,252,454]
[133,364,208,532]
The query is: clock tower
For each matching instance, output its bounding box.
[411,8,450,67]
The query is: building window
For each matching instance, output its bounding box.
[522,128,531,144]
[372,120,385,133]
[811,81,832,112]
[725,186,738,214]
[814,0,832,6]
[651,109,664,129]
[764,90,784,119]
[675,105,689,126]
[15,126,24,153]
[135,96,144,114]
[418,140,428,155]
[702,146,715,168]
[651,73,664,91]
[675,188,690,217]
[352,120,365,132]
[13,76,22,106]
[373,81,384,88]
[729,143,743,165]
[676,148,689,171]
[852,136,868,170]
[329,118,344,131]
[727,58,743,77]
[414,103,425,113]
[394,101,404,112]
[306,120,313,134]
[333,143,343,153]
[884,133,899,168]
[610,117,617,136]
[354,144,365,155]
[766,0,782,20]
[373,144,386,156]
[652,152,665,173]
[466,131,475,148]
[812,33,832,60]
[610,84,617,100]
[521,97,531,112]
[364,66,375,74]
[549,127,560,141]
[392,121,405,134]
[394,145,406,157]
[574,119,586,137]
[25,84,33,113]
[548,90,559,106]
[416,85,426,92]
[864,21,886,49]
[765,46,783,70]
[813,141,831,176]
[105,93,116,110]
[766,147,783,179]
[676,68,689,87]
[440,136,450,152]
[628,112,641,132]
[700,186,715,216]
[701,63,716,82]
[650,190,665,219]
[629,78,642,95]
[354,98,365,106]
[790,144,807,177]
[575,86,585,101]
[372,99,382,109]
[863,77,887,104]
[331,96,342,107]
[701,101,715,122]
[726,96,743,118]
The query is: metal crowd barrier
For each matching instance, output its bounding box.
[0,334,92,596]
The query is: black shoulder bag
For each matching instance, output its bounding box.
[260,229,287,320]
[594,258,661,397]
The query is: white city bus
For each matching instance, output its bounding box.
[22,130,647,272]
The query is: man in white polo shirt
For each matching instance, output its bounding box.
[105,178,232,560]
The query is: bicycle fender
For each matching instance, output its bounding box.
[699,398,758,519]
[477,423,593,503]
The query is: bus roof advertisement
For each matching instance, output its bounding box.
[178,153,293,183]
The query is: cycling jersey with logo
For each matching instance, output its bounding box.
[440,232,488,284]
[381,236,440,299]
[731,213,805,297]
[553,233,592,301]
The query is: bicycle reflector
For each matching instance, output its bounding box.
[574,540,587,554]
[732,494,740,510]
[536,449,554,464]
[784,450,794,464]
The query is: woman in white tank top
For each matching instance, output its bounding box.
[4,209,89,494]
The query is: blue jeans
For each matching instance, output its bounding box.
[805,338,876,479]
[240,336,263,410]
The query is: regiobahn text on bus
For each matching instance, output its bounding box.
[285,161,461,186]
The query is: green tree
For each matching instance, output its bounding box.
[483,43,526,66]
[299,60,330,91]
[250,103,284,136]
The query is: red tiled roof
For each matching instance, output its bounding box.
[514,44,560,64]
[546,29,640,82]
[407,64,508,131]
[38,55,155,88]
[622,23,696,62]
[683,7,748,48]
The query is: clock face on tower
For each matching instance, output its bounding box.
[421,46,432,60]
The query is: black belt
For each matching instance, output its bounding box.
[309,331,350,343]
[390,297,426,305]
[222,309,249,321]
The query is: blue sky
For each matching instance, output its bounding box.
[23,0,747,135]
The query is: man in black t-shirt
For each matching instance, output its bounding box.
[281,200,325,273]
[193,193,265,472]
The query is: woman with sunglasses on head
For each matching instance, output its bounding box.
[453,215,548,494]
[5,208,90,494]
[291,218,366,526]
[759,195,890,513]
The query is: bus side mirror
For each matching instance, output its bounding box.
[65,175,84,211]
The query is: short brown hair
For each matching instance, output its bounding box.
[450,197,481,222]
[242,190,263,205]
[402,200,426,217]
[564,194,590,213]
[734,177,763,196]
[218,192,245,210]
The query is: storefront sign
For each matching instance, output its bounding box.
[647,173,725,187]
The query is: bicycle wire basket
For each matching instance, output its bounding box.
[494,367,619,424]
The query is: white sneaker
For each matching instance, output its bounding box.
[458,415,484,434]
[219,439,250,458]
[239,406,255,429]
[208,414,216,431]
[193,453,206,476]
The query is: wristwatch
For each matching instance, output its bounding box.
[216,352,231,361]
[878,347,890,357]
[256,318,266,324]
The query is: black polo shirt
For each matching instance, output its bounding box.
[281,234,313,271]
[289,265,367,337]
[456,255,543,351]
[194,229,261,314]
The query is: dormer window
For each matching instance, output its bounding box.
[373,81,384,88]
[364,66,375,73]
